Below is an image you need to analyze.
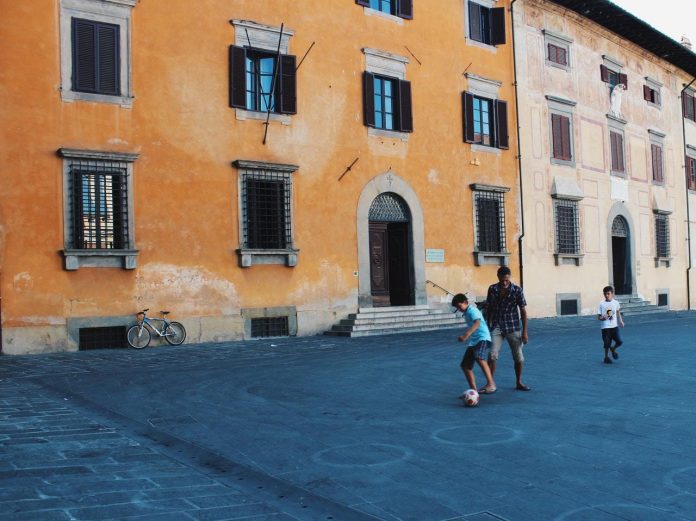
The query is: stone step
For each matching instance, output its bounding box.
[347,309,452,321]
[331,316,461,333]
[325,321,461,337]
[621,304,668,315]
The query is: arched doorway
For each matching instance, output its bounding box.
[611,215,632,295]
[368,193,414,307]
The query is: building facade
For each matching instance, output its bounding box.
[513,0,696,316]
[0,0,521,354]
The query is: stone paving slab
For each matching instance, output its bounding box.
[1,311,696,520]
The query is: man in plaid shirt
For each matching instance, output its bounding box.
[485,266,531,391]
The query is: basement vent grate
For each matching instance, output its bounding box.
[79,326,127,350]
[658,293,668,307]
[251,317,289,338]
[560,299,578,316]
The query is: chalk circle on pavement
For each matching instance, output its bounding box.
[432,425,521,446]
[312,443,412,467]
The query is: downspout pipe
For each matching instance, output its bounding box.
[682,78,696,310]
[510,0,525,287]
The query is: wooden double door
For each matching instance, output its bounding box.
[369,221,414,307]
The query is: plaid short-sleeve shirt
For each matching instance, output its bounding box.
[486,282,527,335]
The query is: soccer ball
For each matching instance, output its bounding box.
[461,389,479,407]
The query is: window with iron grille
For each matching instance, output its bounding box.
[251,316,289,338]
[474,191,505,253]
[554,199,579,254]
[241,170,292,250]
[68,160,129,249]
[59,148,138,270]
[655,214,670,258]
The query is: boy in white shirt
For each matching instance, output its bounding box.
[598,285,624,364]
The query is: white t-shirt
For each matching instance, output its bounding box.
[598,299,621,329]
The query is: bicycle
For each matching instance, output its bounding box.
[126,308,186,349]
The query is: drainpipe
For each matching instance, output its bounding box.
[682,78,695,310]
[510,0,525,287]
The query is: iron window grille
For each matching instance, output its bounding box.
[369,192,410,222]
[67,158,130,250]
[71,17,120,96]
[241,170,293,250]
[554,199,580,254]
[474,191,506,253]
[251,316,289,338]
[655,214,670,258]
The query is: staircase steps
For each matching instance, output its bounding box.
[325,305,462,337]
[615,295,669,315]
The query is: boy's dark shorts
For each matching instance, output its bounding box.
[461,340,492,370]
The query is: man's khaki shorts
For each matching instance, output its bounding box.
[490,327,524,363]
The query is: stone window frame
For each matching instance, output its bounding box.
[600,54,626,89]
[547,95,576,168]
[607,115,628,177]
[469,183,510,266]
[464,0,502,52]
[550,176,584,266]
[59,0,135,107]
[231,20,295,125]
[543,29,572,71]
[464,73,505,155]
[58,148,139,271]
[556,293,581,316]
[363,47,410,141]
[233,159,299,268]
[644,76,663,109]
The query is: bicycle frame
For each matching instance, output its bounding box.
[136,314,171,337]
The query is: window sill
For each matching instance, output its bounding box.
[554,253,583,266]
[471,143,501,155]
[63,249,138,270]
[655,257,671,268]
[235,109,291,125]
[368,127,410,141]
[551,158,575,168]
[546,61,570,72]
[465,38,498,52]
[61,90,133,108]
[237,248,299,267]
[473,251,509,266]
[363,7,404,24]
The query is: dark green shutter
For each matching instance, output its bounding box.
[278,54,297,114]
[229,45,247,108]
[490,7,506,45]
[363,72,376,127]
[463,92,475,143]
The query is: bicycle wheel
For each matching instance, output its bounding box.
[164,321,186,345]
[126,324,151,349]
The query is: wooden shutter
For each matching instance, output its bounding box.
[72,19,97,92]
[278,54,297,114]
[463,92,475,143]
[560,115,571,160]
[644,85,652,102]
[355,0,370,6]
[97,24,119,95]
[600,64,610,83]
[397,0,413,19]
[558,46,567,66]
[490,7,506,45]
[398,80,413,132]
[551,114,565,159]
[228,46,247,108]
[468,2,482,42]
[363,72,375,127]
[688,157,696,190]
[610,132,624,172]
[684,93,696,121]
[495,100,509,149]
[652,144,663,182]
[619,73,628,89]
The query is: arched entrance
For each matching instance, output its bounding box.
[368,193,414,307]
[356,173,426,309]
[611,215,632,295]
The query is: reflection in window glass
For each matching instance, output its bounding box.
[374,76,396,130]
[246,52,276,112]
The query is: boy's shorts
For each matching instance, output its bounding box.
[461,340,492,370]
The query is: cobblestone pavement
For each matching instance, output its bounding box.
[1,311,696,521]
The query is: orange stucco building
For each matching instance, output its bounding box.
[1,0,520,354]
